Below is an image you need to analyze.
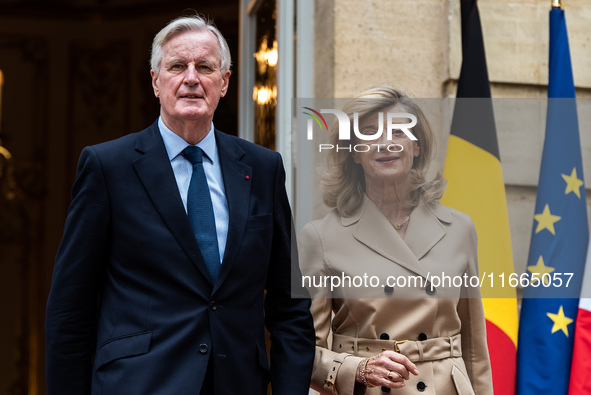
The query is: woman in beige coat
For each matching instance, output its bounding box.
[299,87,493,395]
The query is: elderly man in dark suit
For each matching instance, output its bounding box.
[45,15,315,395]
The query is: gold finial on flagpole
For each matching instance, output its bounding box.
[552,0,564,9]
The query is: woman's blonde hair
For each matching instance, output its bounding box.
[321,86,446,217]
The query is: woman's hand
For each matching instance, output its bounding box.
[356,351,419,389]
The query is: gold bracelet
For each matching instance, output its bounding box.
[358,358,376,388]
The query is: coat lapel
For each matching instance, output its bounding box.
[404,200,451,260]
[348,195,451,279]
[132,122,212,282]
[213,131,252,292]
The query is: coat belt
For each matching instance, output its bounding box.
[331,333,462,363]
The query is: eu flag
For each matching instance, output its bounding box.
[516,6,589,395]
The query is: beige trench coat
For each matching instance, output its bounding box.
[299,195,493,395]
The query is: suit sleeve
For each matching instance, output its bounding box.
[264,153,316,395]
[299,222,365,395]
[457,220,493,395]
[45,146,111,395]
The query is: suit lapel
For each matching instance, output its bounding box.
[213,131,252,292]
[132,122,212,282]
[348,196,450,279]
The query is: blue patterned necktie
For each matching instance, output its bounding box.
[183,146,220,282]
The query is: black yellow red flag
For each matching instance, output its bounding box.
[441,1,518,394]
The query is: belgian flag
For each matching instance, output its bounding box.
[441,1,518,394]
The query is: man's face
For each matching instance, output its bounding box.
[151,29,230,129]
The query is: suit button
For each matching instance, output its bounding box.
[418,332,427,341]
[425,282,436,295]
[417,381,427,391]
[384,286,394,295]
[209,301,218,311]
[379,333,390,340]
[381,386,391,393]
[199,344,208,354]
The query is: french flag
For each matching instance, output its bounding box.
[569,238,591,394]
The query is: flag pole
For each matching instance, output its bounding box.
[552,0,563,9]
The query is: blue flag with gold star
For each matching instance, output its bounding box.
[516,6,589,395]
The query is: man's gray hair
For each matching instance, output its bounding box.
[150,15,232,74]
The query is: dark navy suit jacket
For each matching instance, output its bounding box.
[45,122,315,394]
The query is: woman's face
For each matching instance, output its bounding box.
[351,105,420,186]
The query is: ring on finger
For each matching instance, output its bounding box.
[387,371,404,381]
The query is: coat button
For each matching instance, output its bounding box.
[418,332,427,341]
[209,301,218,311]
[379,333,390,340]
[384,285,394,295]
[425,282,436,295]
[381,386,391,393]
[199,344,208,354]
[417,381,427,391]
